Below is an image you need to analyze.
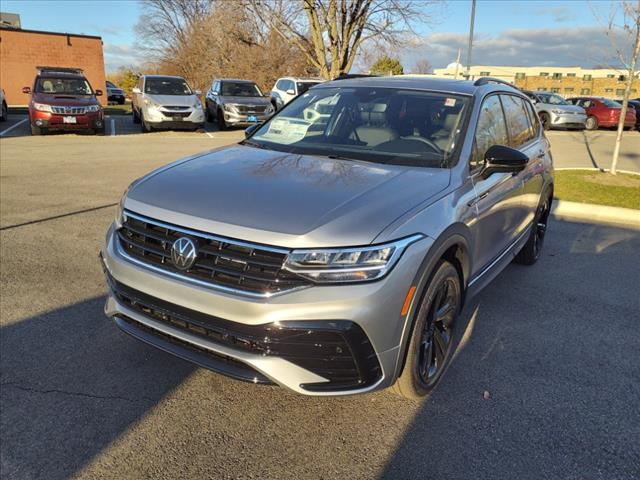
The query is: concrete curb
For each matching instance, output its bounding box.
[552,200,640,230]
[555,167,640,176]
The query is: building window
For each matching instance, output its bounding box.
[551,87,560,93]
[616,89,625,96]
[540,72,549,77]
[581,88,591,95]
[618,75,627,82]
[566,73,576,77]
[552,73,562,79]
[515,72,526,80]
[583,74,592,81]
[632,89,637,93]
[479,71,491,76]
[537,87,546,91]
[564,87,574,92]
[607,74,615,78]
[605,88,613,93]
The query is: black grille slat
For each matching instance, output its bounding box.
[118,212,309,295]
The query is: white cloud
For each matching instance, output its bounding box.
[103,43,143,72]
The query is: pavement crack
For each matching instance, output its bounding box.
[0,382,155,403]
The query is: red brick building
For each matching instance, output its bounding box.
[0,27,107,106]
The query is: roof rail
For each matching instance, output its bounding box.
[36,66,83,75]
[334,74,379,80]
[473,76,514,87]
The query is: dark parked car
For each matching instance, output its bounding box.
[106,80,126,104]
[567,97,636,130]
[616,99,640,129]
[22,66,104,135]
[102,76,553,399]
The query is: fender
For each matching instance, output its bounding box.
[391,223,473,381]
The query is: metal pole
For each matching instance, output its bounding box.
[466,0,476,78]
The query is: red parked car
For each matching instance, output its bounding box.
[22,66,105,135]
[567,97,636,131]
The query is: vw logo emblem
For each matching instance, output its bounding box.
[171,237,197,270]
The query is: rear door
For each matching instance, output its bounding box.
[469,94,526,274]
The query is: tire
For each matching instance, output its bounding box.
[217,109,227,131]
[95,126,106,136]
[118,98,125,105]
[140,114,151,133]
[391,260,462,400]
[206,106,214,123]
[132,107,140,124]
[0,101,7,122]
[30,124,45,136]
[514,195,551,265]
[585,116,598,130]
[539,112,551,131]
[271,100,278,112]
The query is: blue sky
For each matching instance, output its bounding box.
[0,0,628,72]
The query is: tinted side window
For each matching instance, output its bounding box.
[501,94,532,148]
[284,80,294,92]
[472,95,508,170]
[275,80,285,90]
[524,100,540,138]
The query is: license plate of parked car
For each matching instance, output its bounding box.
[247,115,258,122]
[172,116,183,121]
[63,116,77,124]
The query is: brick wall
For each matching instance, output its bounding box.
[514,75,640,99]
[0,28,107,106]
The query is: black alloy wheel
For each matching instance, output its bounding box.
[515,196,550,265]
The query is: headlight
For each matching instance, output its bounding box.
[551,109,565,115]
[223,104,237,113]
[86,104,101,113]
[144,98,161,109]
[265,104,274,114]
[33,102,53,113]
[283,234,423,283]
[193,101,203,109]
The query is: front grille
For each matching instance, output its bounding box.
[162,106,190,111]
[117,211,310,296]
[52,106,86,115]
[162,111,191,118]
[107,274,382,391]
[235,105,267,114]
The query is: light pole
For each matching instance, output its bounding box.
[466,0,476,79]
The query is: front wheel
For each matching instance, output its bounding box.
[0,101,7,122]
[132,107,140,124]
[539,112,550,131]
[31,124,46,136]
[585,116,598,130]
[391,260,462,400]
[217,109,227,131]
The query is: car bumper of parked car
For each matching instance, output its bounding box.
[31,110,105,130]
[100,222,431,395]
[223,111,272,126]
[145,107,205,129]
[108,94,125,103]
[550,112,587,129]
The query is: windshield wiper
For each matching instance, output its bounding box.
[239,139,269,150]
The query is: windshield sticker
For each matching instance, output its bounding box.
[259,117,311,144]
[444,98,456,107]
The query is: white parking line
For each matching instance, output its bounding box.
[205,130,213,138]
[110,118,116,137]
[0,118,28,137]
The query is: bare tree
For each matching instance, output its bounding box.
[604,0,640,175]
[248,0,436,80]
[412,58,432,74]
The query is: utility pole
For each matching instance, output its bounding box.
[466,0,476,79]
[454,48,461,79]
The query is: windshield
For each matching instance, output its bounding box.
[538,93,569,105]
[221,82,263,97]
[249,87,470,167]
[106,81,116,88]
[36,77,93,95]
[144,77,192,95]
[296,82,320,95]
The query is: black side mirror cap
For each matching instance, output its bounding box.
[244,123,262,138]
[482,145,528,178]
[95,89,103,96]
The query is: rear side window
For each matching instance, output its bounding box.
[472,95,508,170]
[501,94,534,148]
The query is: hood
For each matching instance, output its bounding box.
[544,104,585,114]
[108,87,124,94]
[32,93,98,106]
[145,94,198,107]
[220,96,270,106]
[125,145,450,248]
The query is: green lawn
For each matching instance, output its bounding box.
[554,169,640,210]
[104,101,132,115]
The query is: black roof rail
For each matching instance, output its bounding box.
[334,74,379,80]
[473,76,515,87]
[36,66,84,75]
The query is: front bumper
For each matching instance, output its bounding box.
[145,106,205,129]
[31,110,104,130]
[100,222,431,395]
[549,112,587,129]
[223,109,272,126]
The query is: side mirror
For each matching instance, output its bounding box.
[95,89,103,96]
[244,123,262,138]
[22,87,31,94]
[132,87,141,94]
[482,145,528,178]
[286,89,295,95]
[195,89,202,95]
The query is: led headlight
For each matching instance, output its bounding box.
[551,109,565,115]
[86,104,101,113]
[223,104,237,113]
[283,234,423,283]
[33,102,53,113]
[144,98,162,110]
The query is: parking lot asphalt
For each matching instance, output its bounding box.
[1,115,640,480]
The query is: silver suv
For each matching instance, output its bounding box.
[523,90,586,130]
[205,79,274,130]
[102,76,553,398]
[131,75,205,133]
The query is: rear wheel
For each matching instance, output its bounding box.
[0,101,7,122]
[539,112,551,130]
[392,260,461,400]
[585,116,598,130]
[514,196,550,265]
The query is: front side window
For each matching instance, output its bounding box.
[144,77,192,95]
[221,82,263,97]
[472,95,508,170]
[501,94,533,148]
[36,77,92,95]
[249,87,470,168]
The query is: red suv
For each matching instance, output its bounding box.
[23,67,105,135]
[567,97,636,130]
